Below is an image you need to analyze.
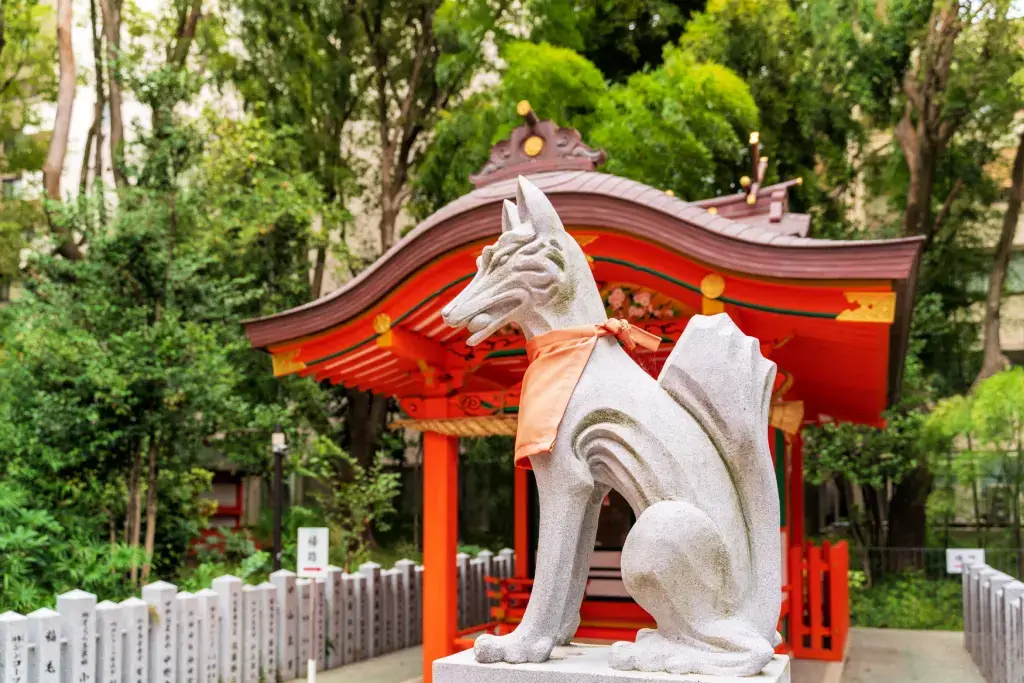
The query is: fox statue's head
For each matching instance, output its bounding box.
[442,176,606,345]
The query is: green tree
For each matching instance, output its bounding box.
[529,0,704,82]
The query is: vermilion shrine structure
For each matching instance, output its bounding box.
[244,105,924,681]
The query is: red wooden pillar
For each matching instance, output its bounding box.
[514,467,529,578]
[422,428,459,683]
[790,432,805,548]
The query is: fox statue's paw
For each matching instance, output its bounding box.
[474,632,555,664]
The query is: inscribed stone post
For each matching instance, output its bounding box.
[95,601,123,683]
[296,579,312,668]
[395,560,416,650]
[0,611,28,683]
[195,589,221,683]
[393,567,407,651]
[471,558,486,625]
[242,585,261,683]
[415,566,424,645]
[341,574,360,664]
[176,591,200,683]
[57,589,97,683]
[358,563,382,658]
[269,570,298,680]
[212,575,243,683]
[477,551,494,625]
[499,548,514,579]
[120,597,150,683]
[456,553,470,629]
[256,583,277,683]
[1002,582,1024,683]
[142,581,178,683]
[315,579,327,670]
[26,608,59,683]
[325,567,344,668]
[381,570,395,654]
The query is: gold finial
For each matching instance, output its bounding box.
[707,206,718,215]
[796,176,803,186]
[665,189,675,197]
[749,131,760,145]
[739,175,751,189]
[517,100,532,117]
[372,313,392,334]
[700,273,726,299]
[523,135,544,157]
[746,194,757,205]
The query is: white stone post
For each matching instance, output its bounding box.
[142,581,178,683]
[121,597,150,683]
[0,611,28,683]
[314,578,327,670]
[242,585,261,683]
[57,589,97,683]
[175,591,200,683]
[256,583,277,682]
[415,566,424,645]
[26,608,60,683]
[195,589,220,683]
[95,600,123,683]
[341,573,360,664]
[381,570,395,654]
[395,560,416,650]
[213,575,243,683]
[326,567,344,668]
[393,566,407,651]
[296,579,312,668]
[456,553,470,630]
[269,569,298,680]
[358,563,381,658]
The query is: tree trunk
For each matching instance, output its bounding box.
[81,0,106,194]
[98,0,125,186]
[312,245,327,299]
[343,388,389,468]
[977,131,1024,384]
[140,437,159,582]
[42,0,83,260]
[887,464,933,551]
[126,441,144,582]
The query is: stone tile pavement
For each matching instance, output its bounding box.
[840,628,984,683]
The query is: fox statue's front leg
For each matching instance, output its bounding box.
[474,448,594,663]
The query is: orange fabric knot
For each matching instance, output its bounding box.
[514,319,662,468]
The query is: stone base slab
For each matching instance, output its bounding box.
[433,645,791,683]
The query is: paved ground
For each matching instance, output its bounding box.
[292,647,423,683]
[290,628,984,683]
[840,628,984,683]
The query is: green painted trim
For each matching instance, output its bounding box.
[306,274,475,367]
[592,256,838,320]
[486,349,527,358]
[774,428,787,526]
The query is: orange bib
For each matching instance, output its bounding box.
[514,319,661,468]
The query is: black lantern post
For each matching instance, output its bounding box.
[271,425,287,571]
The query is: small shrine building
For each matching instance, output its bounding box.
[243,104,924,680]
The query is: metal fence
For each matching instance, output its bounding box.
[849,547,1024,580]
[962,561,1024,683]
[0,548,513,683]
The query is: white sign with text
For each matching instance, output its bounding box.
[298,528,329,579]
[946,548,985,574]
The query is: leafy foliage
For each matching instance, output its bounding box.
[849,571,963,631]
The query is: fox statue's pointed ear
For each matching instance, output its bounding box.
[501,199,517,233]
[515,176,564,237]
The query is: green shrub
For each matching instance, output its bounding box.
[850,570,963,630]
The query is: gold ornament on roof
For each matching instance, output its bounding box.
[524,135,544,157]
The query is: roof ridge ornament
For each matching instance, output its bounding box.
[468,100,607,188]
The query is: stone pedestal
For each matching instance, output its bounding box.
[433,645,791,683]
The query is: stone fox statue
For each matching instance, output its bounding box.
[441,176,781,676]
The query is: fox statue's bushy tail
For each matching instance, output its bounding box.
[657,313,782,645]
